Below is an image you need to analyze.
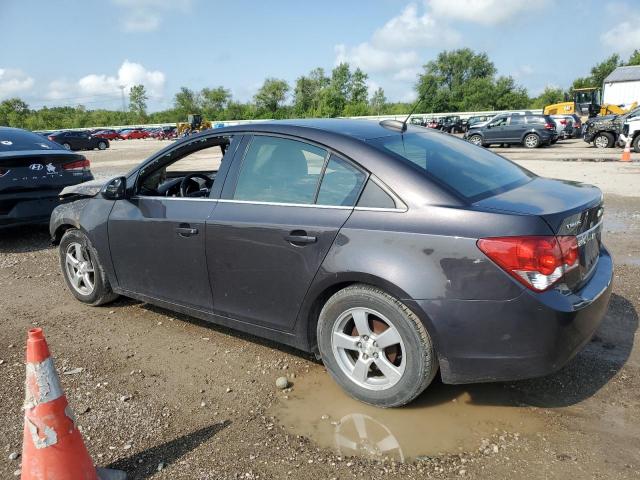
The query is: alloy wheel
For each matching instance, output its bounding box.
[331,307,406,391]
[524,134,539,148]
[64,242,95,296]
[594,135,609,148]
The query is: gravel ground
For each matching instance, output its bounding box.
[0,139,638,479]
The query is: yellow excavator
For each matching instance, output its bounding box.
[176,114,212,137]
[544,87,637,119]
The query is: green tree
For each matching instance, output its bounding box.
[416,48,497,112]
[492,76,530,110]
[129,84,148,119]
[627,50,640,66]
[530,86,565,109]
[369,87,386,115]
[254,78,289,117]
[0,98,30,127]
[590,54,622,87]
[349,68,369,104]
[201,86,231,118]
[174,87,201,117]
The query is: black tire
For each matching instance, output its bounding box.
[593,132,614,148]
[62,142,71,150]
[633,135,640,154]
[97,141,107,150]
[59,229,119,306]
[523,133,540,148]
[317,284,438,408]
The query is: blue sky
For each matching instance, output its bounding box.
[1,0,639,111]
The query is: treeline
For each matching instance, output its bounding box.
[2,48,640,130]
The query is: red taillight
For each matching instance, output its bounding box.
[477,236,579,291]
[62,158,90,171]
[544,123,554,130]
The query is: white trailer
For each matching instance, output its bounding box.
[602,65,640,109]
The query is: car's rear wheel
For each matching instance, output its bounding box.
[593,132,614,148]
[97,140,107,150]
[632,135,640,153]
[523,133,540,148]
[62,142,71,150]
[468,134,483,147]
[59,229,118,306]
[317,284,438,407]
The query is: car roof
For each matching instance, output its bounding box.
[214,118,430,141]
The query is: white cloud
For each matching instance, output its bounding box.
[335,43,420,73]
[601,17,640,56]
[0,68,34,100]
[428,0,546,25]
[393,67,422,82]
[46,60,165,104]
[112,0,192,32]
[372,3,460,49]
[334,2,458,75]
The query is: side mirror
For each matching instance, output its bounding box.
[102,176,127,200]
[486,124,492,129]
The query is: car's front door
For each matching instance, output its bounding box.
[484,116,508,143]
[107,135,232,311]
[206,135,367,331]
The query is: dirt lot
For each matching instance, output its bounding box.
[1,137,639,479]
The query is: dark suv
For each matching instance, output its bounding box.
[464,114,558,148]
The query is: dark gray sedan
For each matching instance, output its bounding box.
[50,119,613,407]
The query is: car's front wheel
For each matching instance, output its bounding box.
[523,133,540,148]
[467,134,483,147]
[593,132,614,148]
[59,229,119,306]
[317,284,438,407]
[62,142,71,150]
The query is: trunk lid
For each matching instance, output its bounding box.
[0,150,90,195]
[474,177,604,290]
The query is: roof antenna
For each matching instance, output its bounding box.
[401,93,426,132]
[379,92,427,133]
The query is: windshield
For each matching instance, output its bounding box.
[0,128,64,152]
[368,132,534,202]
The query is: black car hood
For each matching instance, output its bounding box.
[59,177,112,198]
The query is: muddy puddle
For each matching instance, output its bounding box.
[271,369,543,462]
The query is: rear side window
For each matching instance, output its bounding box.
[316,155,366,206]
[368,132,533,202]
[525,116,545,124]
[510,116,524,125]
[0,128,63,151]
[234,136,327,204]
[357,179,396,209]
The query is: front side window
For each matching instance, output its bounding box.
[234,136,327,204]
[490,117,508,127]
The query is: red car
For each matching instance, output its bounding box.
[120,129,149,140]
[94,129,123,141]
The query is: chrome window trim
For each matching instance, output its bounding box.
[128,195,403,212]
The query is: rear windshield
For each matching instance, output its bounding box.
[368,132,534,202]
[0,129,64,152]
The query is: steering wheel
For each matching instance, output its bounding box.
[179,173,212,197]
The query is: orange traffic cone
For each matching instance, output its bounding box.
[21,328,126,480]
[621,136,632,162]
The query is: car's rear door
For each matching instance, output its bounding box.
[503,115,525,142]
[205,135,367,331]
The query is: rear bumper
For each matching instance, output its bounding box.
[415,247,614,384]
[0,189,69,228]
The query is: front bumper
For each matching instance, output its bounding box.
[415,247,614,384]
